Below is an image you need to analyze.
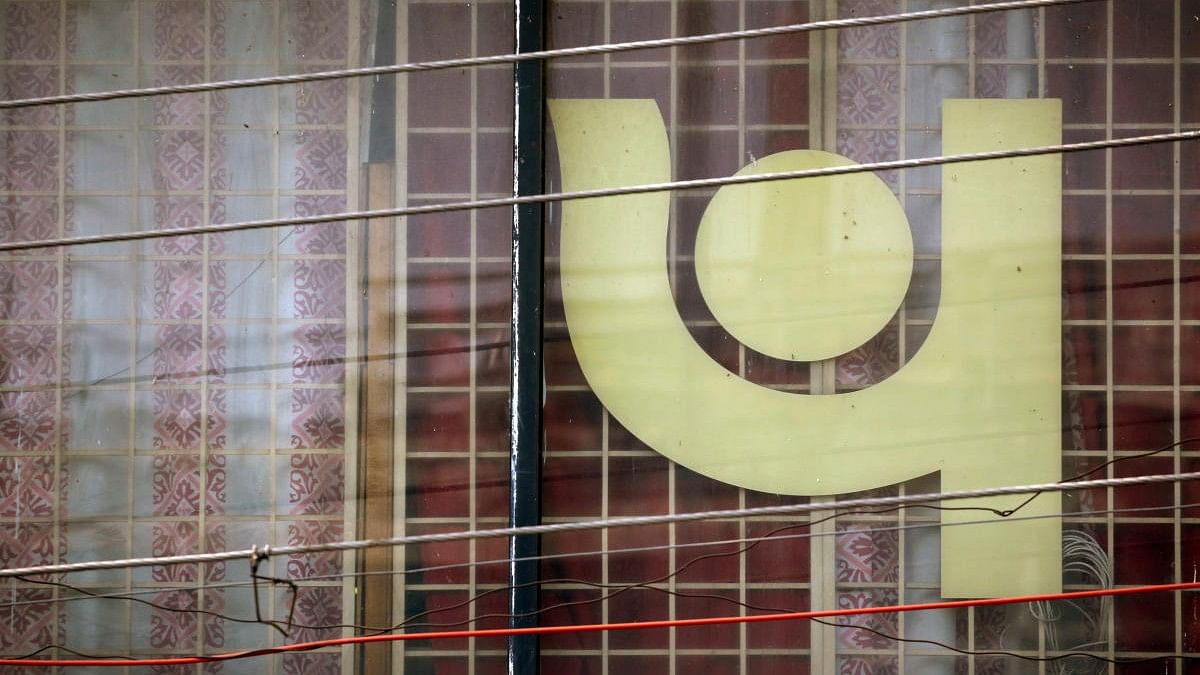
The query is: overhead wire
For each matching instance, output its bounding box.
[3,127,1199,253]
[6,580,1200,667]
[0,0,1097,111]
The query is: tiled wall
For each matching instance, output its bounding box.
[0,1,359,671]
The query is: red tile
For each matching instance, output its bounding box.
[688,324,741,374]
[474,327,510,388]
[1113,456,1177,511]
[1179,392,1200,449]
[608,415,652,452]
[1044,2,1108,58]
[542,455,603,518]
[1064,325,1106,386]
[476,3,514,57]
[745,129,810,159]
[676,462,741,512]
[476,67,513,129]
[476,259,512,324]
[407,262,471,323]
[547,64,605,98]
[1062,195,1105,255]
[1186,0,1200,57]
[1113,0,1175,57]
[1113,259,1173,320]
[1112,325,1173,385]
[745,347,810,388]
[544,389,603,452]
[1113,195,1174,254]
[475,456,508,518]
[673,258,714,322]
[675,128,741,180]
[1063,259,1106,321]
[408,69,471,128]
[475,390,509,452]
[1046,64,1106,125]
[1114,522,1175,585]
[608,455,670,515]
[609,656,669,672]
[608,524,669,582]
[678,656,740,675]
[746,520,810,583]
[1186,141,1200,190]
[540,588,603,650]
[744,64,809,126]
[678,66,740,125]
[543,325,585,387]
[548,1,604,56]
[745,1,809,60]
[746,589,809,648]
[675,593,741,648]
[476,205,511,258]
[1061,454,1108,512]
[476,131,513,195]
[1113,65,1175,125]
[1183,261,1200,319]
[748,656,811,675]
[1114,390,1174,450]
[540,529,602,581]
[405,522,473,584]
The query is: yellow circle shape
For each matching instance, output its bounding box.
[695,150,913,362]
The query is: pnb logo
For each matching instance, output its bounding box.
[550,98,1063,599]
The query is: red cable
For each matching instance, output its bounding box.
[5,580,1198,667]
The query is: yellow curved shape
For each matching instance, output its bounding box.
[695,150,913,361]
[550,98,1062,597]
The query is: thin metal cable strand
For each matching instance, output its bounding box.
[2,128,1196,253]
[2,470,1196,578]
[0,500,1182,614]
[0,0,1095,111]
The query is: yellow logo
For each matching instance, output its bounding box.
[549,98,1062,598]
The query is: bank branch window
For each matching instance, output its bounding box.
[0,1,1198,674]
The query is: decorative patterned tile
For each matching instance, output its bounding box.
[0,523,55,569]
[286,259,346,320]
[835,524,900,584]
[285,520,344,579]
[150,0,206,61]
[0,261,58,321]
[0,391,55,452]
[0,131,59,191]
[0,65,58,126]
[290,322,346,384]
[0,455,56,517]
[0,326,57,387]
[285,453,345,515]
[837,0,900,59]
[0,196,58,249]
[835,588,900,649]
[2,1,60,61]
[287,130,348,190]
[0,588,55,652]
[149,130,206,191]
[837,65,900,127]
[288,196,347,255]
[285,0,348,62]
[150,453,202,517]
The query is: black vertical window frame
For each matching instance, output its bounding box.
[507,0,546,670]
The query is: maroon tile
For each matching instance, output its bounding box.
[475,456,508,518]
[407,201,471,258]
[608,524,669,582]
[546,64,605,99]
[1063,390,1108,451]
[748,656,811,675]
[476,67,514,128]
[1186,0,1200,57]
[1113,64,1175,125]
[476,259,512,324]
[1062,195,1106,255]
[678,65,740,125]
[542,455,603,518]
[1046,64,1106,125]
[746,520,810,583]
[608,590,669,649]
[1114,591,1174,654]
[476,2,515,56]
[609,66,671,120]
[1113,390,1174,450]
[607,415,652,452]
[1113,325,1173,386]
[1114,522,1176,585]
[610,656,670,672]
[406,392,470,452]
[476,205,511,258]
[548,1,604,56]
[1061,129,1107,190]
[610,1,672,62]
[542,326,584,387]
[1113,128,1176,191]
[540,528,602,581]
[1064,325,1106,386]
[407,328,471,387]
[1183,326,1200,385]
[675,129,740,180]
[1044,2,1108,58]
[544,389,603,452]
[1113,0,1175,58]
[1182,65,1200,126]
[404,522,473,584]
[1180,393,1200,451]
[1061,455,1108,512]
[1113,259,1174,320]
[1183,261,1200,319]
[406,457,472,517]
[1113,195,1174,254]
[688,324,741,374]
[608,455,670,515]
[677,0,740,61]
[675,594,741,649]
[745,1,809,60]
[744,64,808,126]
[745,129,810,159]
[1063,259,1106,321]
[675,519,741,583]
[407,132,471,194]
[476,131,513,195]
[408,4,471,60]
[675,463,740,511]
[1113,456,1176,511]
[408,69,471,128]
[745,347,810,388]
[407,261,470,323]
[746,589,809,647]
